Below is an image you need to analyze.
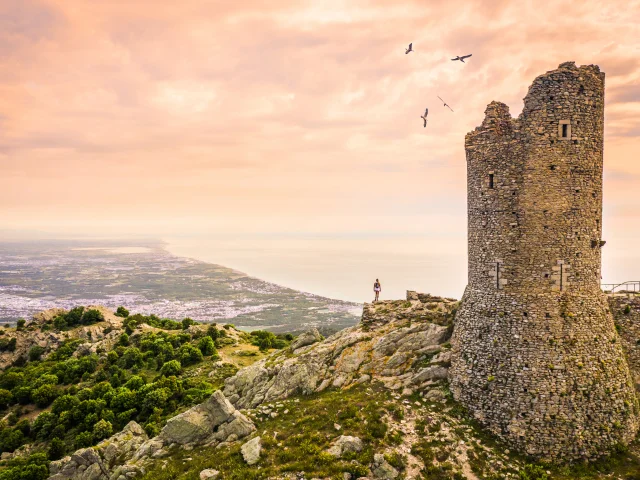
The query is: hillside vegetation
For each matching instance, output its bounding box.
[1,294,640,479]
[0,306,283,479]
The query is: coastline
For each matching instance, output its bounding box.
[0,239,363,334]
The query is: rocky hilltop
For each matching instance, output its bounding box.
[0,306,124,370]
[1,293,640,479]
[45,292,467,479]
[224,292,456,408]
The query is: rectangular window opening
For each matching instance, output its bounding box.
[489,174,494,189]
[562,124,569,138]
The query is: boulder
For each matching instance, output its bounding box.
[425,389,447,403]
[241,436,262,465]
[411,365,448,384]
[200,469,220,479]
[160,390,236,445]
[371,453,399,479]
[291,328,323,350]
[327,435,363,457]
[431,350,452,366]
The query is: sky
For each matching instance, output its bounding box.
[2,0,640,300]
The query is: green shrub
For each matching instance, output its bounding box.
[115,306,130,318]
[197,336,218,357]
[47,437,66,461]
[32,384,58,408]
[160,360,182,377]
[28,345,45,362]
[624,304,632,315]
[53,316,67,330]
[74,431,93,449]
[0,453,49,480]
[144,422,160,437]
[0,372,24,390]
[12,387,31,405]
[33,374,58,388]
[0,338,17,352]
[0,389,13,409]
[142,388,171,411]
[16,319,26,331]
[385,452,407,470]
[92,419,113,441]
[124,376,145,391]
[51,395,80,415]
[367,420,388,438]
[181,318,195,330]
[120,347,144,369]
[519,464,548,480]
[81,309,104,325]
[206,325,220,341]
[178,344,203,366]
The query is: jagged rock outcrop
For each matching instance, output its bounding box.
[223,293,456,408]
[132,390,254,465]
[290,327,323,351]
[157,390,255,447]
[48,421,148,480]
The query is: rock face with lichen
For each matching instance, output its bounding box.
[450,61,639,462]
[48,421,149,480]
[223,292,457,409]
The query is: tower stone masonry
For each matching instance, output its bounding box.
[449,61,639,461]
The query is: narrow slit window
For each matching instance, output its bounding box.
[489,174,494,189]
[562,124,569,137]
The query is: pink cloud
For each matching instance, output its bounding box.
[0,0,639,255]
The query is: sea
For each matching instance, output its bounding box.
[164,235,468,304]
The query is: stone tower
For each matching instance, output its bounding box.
[449,62,639,462]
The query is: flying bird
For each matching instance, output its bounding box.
[405,43,413,54]
[451,54,472,63]
[437,96,454,112]
[421,108,428,128]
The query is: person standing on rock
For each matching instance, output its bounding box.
[373,279,381,302]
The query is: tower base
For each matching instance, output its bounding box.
[450,287,639,462]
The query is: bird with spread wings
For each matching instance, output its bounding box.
[421,108,428,127]
[437,96,454,112]
[405,43,413,54]
[451,54,472,63]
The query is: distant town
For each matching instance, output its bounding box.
[0,241,362,334]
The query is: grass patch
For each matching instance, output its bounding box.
[139,384,396,480]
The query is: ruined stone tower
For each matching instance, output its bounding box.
[449,62,639,461]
